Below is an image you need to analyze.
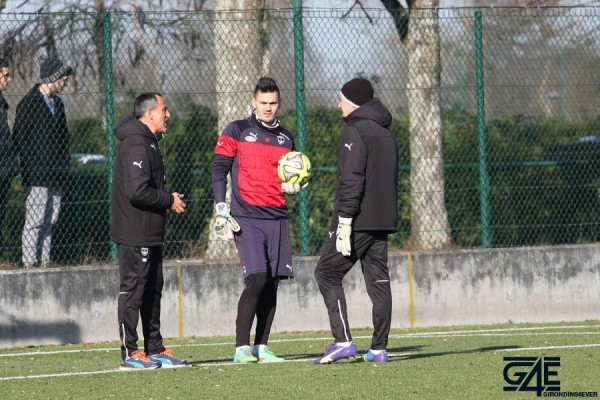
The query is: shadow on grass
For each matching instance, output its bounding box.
[278,345,427,363]
[398,345,522,361]
[188,358,233,365]
[185,345,520,365]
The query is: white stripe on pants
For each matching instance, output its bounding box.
[22,186,61,267]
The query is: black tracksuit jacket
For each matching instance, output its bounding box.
[334,97,398,232]
[110,114,173,246]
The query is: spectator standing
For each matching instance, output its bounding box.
[212,77,305,364]
[0,59,19,249]
[12,57,72,268]
[111,92,187,370]
[314,78,398,364]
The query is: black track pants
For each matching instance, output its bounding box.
[314,231,392,350]
[117,244,165,358]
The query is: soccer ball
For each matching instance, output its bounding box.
[277,151,311,185]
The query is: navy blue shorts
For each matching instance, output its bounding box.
[234,216,294,279]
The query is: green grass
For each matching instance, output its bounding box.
[1,322,599,400]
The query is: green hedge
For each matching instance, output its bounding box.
[1,107,598,265]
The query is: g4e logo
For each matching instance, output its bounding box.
[503,356,560,397]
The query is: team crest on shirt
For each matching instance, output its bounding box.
[277,135,285,145]
[141,247,149,257]
[245,132,258,142]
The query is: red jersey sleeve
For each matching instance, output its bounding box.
[214,135,237,157]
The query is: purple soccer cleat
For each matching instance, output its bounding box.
[362,349,389,363]
[314,342,358,364]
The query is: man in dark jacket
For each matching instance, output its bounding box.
[111,92,187,370]
[0,59,19,249]
[12,57,72,268]
[314,78,398,364]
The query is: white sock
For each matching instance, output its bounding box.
[236,345,250,351]
[370,349,384,355]
[254,344,267,353]
[336,342,352,348]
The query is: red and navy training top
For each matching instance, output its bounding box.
[212,116,295,220]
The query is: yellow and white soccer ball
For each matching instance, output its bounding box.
[277,151,311,185]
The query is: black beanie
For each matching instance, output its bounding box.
[340,78,374,107]
[40,57,73,84]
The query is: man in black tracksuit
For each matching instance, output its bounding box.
[314,78,398,364]
[111,92,187,370]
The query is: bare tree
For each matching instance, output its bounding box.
[214,0,265,132]
[1,0,209,114]
[207,0,265,258]
[382,0,451,249]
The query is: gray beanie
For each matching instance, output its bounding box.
[40,57,73,84]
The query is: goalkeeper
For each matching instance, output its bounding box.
[211,77,305,364]
[314,78,398,364]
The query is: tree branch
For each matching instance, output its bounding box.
[342,0,373,24]
[380,0,412,42]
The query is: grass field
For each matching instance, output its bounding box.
[1,321,599,400]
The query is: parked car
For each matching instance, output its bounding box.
[71,153,107,167]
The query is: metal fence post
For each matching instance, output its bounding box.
[475,10,491,247]
[103,12,116,262]
[293,0,310,256]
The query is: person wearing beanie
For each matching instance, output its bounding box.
[12,57,73,268]
[0,59,20,248]
[314,78,399,365]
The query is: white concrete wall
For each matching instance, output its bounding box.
[0,244,599,348]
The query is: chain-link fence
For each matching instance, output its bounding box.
[0,6,598,267]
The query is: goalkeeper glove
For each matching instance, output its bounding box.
[214,202,240,241]
[336,216,353,256]
[281,181,308,195]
